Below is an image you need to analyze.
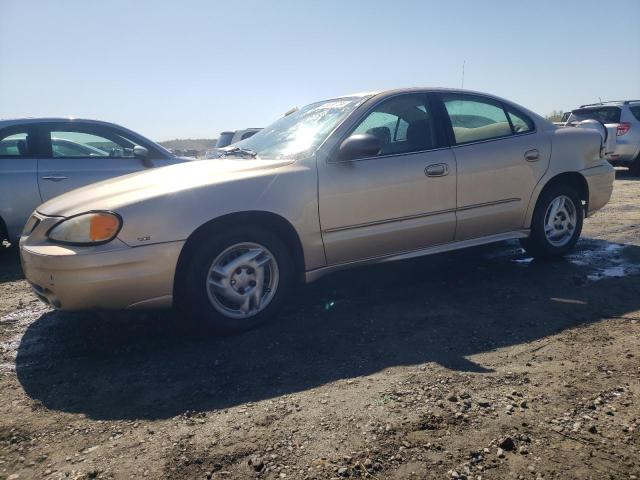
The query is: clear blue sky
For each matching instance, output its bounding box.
[1,0,639,141]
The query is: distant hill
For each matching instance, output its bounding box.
[158,138,218,151]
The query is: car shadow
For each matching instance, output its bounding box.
[14,238,640,420]
[0,245,24,283]
[615,168,639,180]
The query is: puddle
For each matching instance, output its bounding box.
[513,257,534,264]
[567,240,640,282]
[484,239,640,283]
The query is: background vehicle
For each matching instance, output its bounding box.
[566,100,640,174]
[0,118,191,245]
[205,128,263,158]
[216,128,262,148]
[20,89,614,334]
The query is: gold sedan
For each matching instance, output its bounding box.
[20,88,615,332]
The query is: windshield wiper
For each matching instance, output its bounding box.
[219,147,258,158]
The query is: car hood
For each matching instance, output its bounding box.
[37,158,294,217]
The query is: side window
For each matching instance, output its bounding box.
[352,95,437,156]
[506,108,534,133]
[0,130,34,157]
[630,106,640,122]
[444,95,513,144]
[48,128,142,159]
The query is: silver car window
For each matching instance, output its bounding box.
[444,95,513,144]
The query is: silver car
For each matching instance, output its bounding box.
[0,118,189,245]
[567,100,640,175]
[20,88,615,333]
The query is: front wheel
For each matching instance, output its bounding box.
[520,184,583,258]
[180,226,294,334]
[629,156,640,177]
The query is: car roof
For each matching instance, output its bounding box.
[0,117,130,129]
[578,100,640,108]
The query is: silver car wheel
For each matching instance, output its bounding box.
[206,242,279,319]
[543,195,577,247]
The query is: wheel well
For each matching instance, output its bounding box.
[540,172,589,209]
[0,216,7,243]
[173,211,306,302]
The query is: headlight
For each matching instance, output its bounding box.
[47,212,122,245]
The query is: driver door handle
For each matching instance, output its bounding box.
[425,163,449,177]
[41,176,68,182]
[524,149,540,162]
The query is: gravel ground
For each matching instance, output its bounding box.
[0,171,638,480]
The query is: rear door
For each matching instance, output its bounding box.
[437,93,551,240]
[37,122,151,202]
[0,124,45,240]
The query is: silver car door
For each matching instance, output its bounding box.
[0,125,43,241]
[318,93,457,265]
[440,94,551,240]
[38,123,148,202]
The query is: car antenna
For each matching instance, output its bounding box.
[461,60,466,88]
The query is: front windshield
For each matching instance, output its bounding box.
[233,96,368,160]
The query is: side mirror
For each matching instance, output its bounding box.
[133,146,149,158]
[133,146,153,167]
[338,134,381,161]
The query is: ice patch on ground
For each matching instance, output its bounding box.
[567,241,640,282]
[0,304,51,373]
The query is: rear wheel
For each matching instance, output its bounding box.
[180,226,294,334]
[520,184,583,258]
[0,221,9,255]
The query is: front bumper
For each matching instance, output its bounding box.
[20,214,184,310]
[582,163,615,217]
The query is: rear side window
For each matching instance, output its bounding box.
[0,129,34,157]
[629,106,640,121]
[570,107,621,124]
[443,95,512,144]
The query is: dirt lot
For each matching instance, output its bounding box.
[1,172,639,480]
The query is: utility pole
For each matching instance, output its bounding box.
[461,60,466,88]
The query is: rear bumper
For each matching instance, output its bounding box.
[20,232,184,310]
[582,163,615,217]
[607,139,639,165]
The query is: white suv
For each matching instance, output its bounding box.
[567,100,640,175]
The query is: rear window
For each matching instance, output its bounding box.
[570,107,621,124]
[216,132,235,148]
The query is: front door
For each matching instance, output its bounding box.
[37,123,150,202]
[318,93,457,265]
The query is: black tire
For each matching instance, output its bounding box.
[179,225,294,334]
[629,156,640,177]
[0,225,9,255]
[520,183,584,259]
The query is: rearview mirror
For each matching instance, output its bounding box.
[338,134,381,161]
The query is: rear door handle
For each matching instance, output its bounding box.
[425,163,449,177]
[524,149,540,162]
[41,176,68,182]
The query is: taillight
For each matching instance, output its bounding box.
[617,122,631,136]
